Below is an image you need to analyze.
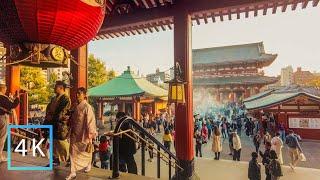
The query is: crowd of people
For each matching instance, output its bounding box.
[0,80,308,180]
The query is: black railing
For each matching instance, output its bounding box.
[110,116,183,179]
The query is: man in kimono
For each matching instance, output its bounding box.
[45,81,71,166]
[0,82,19,163]
[66,87,97,180]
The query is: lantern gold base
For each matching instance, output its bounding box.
[9,43,69,68]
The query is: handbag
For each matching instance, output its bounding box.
[299,153,307,161]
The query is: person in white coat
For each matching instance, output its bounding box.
[271,132,284,164]
[232,132,242,161]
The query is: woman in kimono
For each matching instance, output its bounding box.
[66,87,97,180]
[271,132,284,164]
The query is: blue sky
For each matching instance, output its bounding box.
[89,4,320,77]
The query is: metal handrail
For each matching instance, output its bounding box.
[108,129,183,170]
[111,116,183,179]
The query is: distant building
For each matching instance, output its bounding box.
[146,68,171,88]
[293,67,314,86]
[193,42,278,102]
[280,66,293,86]
[0,43,5,82]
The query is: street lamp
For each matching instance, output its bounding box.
[166,62,186,104]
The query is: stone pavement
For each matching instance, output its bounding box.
[0,152,156,180]
[195,158,320,180]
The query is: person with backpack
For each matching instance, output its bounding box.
[248,152,261,180]
[285,130,303,170]
[269,150,283,180]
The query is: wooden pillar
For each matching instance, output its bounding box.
[174,11,196,179]
[70,44,88,104]
[132,97,141,121]
[5,52,21,124]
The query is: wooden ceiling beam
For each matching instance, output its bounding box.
[159,20,167,31]
[195,14,201,25]
[219,11,224,21]
[152,22,160,32]
[313,0,320,7]
[203,13,208,24]
[236,9,241,19]
[291,0,298,10]
[228,10,232,20]
[263,4,268,15]
[211,12,216,22]
[141,0,151,8]
[282,1,288,12]
[272,2,277,14]
[254,6,258,16]
[245,7,249,18]
[302,0,309,8]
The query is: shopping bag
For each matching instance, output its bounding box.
[300,153,306,162]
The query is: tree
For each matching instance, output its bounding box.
[20,66,49,105]
[47,72,58,98]
[306,76,320,90]
[88,54,108,88]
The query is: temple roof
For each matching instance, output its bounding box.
[89,66,167,98]
[193,75,278,86]
[244,86,320,110]
[193,42,277,67]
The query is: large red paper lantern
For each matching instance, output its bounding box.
[0,0,106,67]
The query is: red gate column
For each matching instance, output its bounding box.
[70,45,88,104]
[6,52,21,124]
[174,11,197,179]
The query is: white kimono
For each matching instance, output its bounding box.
[271,136,283,164]
[69,100,97,173]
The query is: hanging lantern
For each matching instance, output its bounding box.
[0,0,106,68]
[166,62,186,104]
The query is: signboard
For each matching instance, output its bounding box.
[289,117,320,129]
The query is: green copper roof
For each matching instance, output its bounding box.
[193,76,278,86]
[193,42,277,65]
[89,66,167,98]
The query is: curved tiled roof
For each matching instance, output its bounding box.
[192,42,277,66]
[89,66,167,98]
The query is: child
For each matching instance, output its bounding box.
[92,142,99,168]
[248,152,261,180]
[194,130,203,157]
[163,129,173,151]
[269,150,283,180]
[99,136,110,169]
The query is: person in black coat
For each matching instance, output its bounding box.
[117,112,138,174]
[259,142,272,180]
[248,152,261,180]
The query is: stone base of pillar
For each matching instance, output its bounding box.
[172,159,199,180]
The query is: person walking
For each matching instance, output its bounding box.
[212,126,222,160]
[221,118,228,138]
[285,130,303,170]
[117,112,138,174]
[194,130,203,157]
[45,81,71,166]
[163,129,173,151]
[278,123,286,142]
[0,82,19,163]
[269,150,283,180]
[271,132,284,165]
[259,142,272,180]
[248,152,261,180]
[66,87,97,180]
[264,132,272,145]
[232,132,242,161]
[253,132,262,153]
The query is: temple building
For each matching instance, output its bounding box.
[89,66,168,121]
[244,86,320,140]
[193,42,278,102]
